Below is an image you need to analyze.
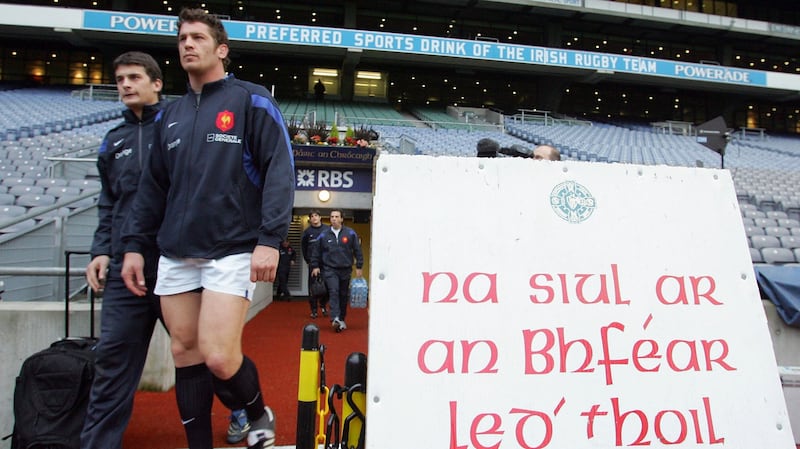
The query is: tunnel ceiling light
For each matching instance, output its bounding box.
[313,68,338,77]
[357,71,382,80]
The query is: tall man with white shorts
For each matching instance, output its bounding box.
[121,8,295,449]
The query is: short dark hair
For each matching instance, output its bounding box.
[330,208,345,219]
[476,138,499,158]
[308,209,321,217]
[178,7,231,69]
[113,51,163,84]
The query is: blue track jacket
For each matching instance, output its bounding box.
[122,75,295,259]
[92,103,162,274]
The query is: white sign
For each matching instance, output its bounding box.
[367,154,794,448]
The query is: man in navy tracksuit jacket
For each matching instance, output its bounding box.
[81,51,165,449]
[310,209,364,332]
[121,8,294,449]
[301,209,329,318]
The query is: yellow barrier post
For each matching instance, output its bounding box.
[341,352,367,449]
[295,324,320,449]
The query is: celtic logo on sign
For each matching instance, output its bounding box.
[550,181,596,224]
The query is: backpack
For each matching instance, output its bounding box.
[10,337,97,449]
[349,277,368,308]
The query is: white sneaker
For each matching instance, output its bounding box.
[332,317,344,332]
[247,406,276,449]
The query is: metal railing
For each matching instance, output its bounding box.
[0,191,98,302]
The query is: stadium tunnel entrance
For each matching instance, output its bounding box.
[287,143,375,296]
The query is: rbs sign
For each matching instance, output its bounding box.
[296,168,371,192]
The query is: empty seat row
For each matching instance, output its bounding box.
[1,177,99,189]
[0,193,96,215]
[750,247,800,265]
[0,185,83,197]
[750,235,800,249]
[741,217,800,228]
[744,225,800,237]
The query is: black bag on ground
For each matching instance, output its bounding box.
[7,250,97,449]
[11,337,97,449]
[310,273,327,297]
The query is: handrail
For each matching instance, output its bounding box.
[0,267,85,276]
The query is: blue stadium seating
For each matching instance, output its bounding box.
[0,88,799,265]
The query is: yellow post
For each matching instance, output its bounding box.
[341,352,367,449]
[295,324,320,449]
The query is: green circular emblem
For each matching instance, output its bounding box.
[550,181,596,224]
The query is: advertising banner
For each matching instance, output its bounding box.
[82,10,769,88]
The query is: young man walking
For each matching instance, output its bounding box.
[301,209,329,318]
[310,209,364,332]
[121,8,295,449]
[81,51,165,448]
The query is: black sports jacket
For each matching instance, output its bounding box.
[91,103,162,274]
[123,75,295,259]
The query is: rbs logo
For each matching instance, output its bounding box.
[296,169,354,189]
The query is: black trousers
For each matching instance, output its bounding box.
[275,267,291,297]
[81,267,161,448]
[323,266,352,321]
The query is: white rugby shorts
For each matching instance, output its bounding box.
[154,253,256,300]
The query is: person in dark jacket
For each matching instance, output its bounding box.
[310,209,363,332]
[275,239,296,299]
[80,51,165,449]
[301,209,329,318]
[120,8,294,449]
[314,79,325,103]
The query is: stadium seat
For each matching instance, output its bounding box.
[782,200,800,222]
[2,177,35,187]
[761,247,796,264]
[744,225,765,236]
[777,218,800,228]
[0,193,14,205]
[754,217,778,228]
[743,210,767,219]
[779,235,800,249]
[8,185,45,196]
[750,247,764,263]
[766,211,788,219]
[45,186,82,198]
[751,235,781,249]
[14,193,56,208]
[34,178,69,188]
[739,203,758,214]
[69,179,102,190]
[765,226,791,237]
[0,205,26,218]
